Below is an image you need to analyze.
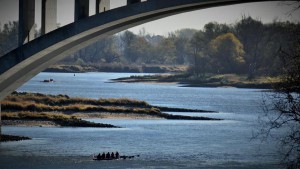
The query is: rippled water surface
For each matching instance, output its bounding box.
[0,72,286,169]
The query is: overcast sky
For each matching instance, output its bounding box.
[0,0,299,36]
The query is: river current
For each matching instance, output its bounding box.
[0,72,286,169]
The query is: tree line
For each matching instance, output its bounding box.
[63,16,300,79]
[1,17,300,78]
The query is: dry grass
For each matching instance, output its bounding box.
[4,92,149,107]
[1,92,161,116]
[2,111,75,121]
[2,111,117,128]
[1,92,219,121]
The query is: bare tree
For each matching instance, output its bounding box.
[260,29,300,169]
[256,2,300,168]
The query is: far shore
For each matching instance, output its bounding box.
[112,73,279,89]
[44,64,188,74]
[43,64,279,89]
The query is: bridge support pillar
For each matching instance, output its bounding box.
[75,0,89,21]
[18,0,35,45]
[0,104,1,139]
[127,0,141,4]
[96,0,110,13]
[41,0,57,34]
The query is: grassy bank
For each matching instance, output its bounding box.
[1,92,220,122]
[113,73,280,89]
[2,112,116,128]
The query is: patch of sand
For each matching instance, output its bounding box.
[73,112,162,120]
[2,113,162,127]
[2,120,58,127]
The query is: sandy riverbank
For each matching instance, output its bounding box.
[2,120,58,127]
[2,113,162,127]
[73,112,162,120]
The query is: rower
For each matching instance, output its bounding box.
[97,153,101,159]
[106,152,111,159]
[111,152,115,159]
[116,151,120,159]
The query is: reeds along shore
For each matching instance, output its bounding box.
[2,112,117,128]
[1,92,220,121]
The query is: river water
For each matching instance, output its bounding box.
[0,72,286,169]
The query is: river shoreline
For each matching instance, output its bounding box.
[43,65,279,89]
[112,73,279,89]
[1,113,163,127]
[44,64,188,74]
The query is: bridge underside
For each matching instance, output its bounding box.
[0,0,259,100]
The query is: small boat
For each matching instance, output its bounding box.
[42,79,54,83]
[93,155,139,161]
[93,157,119,161]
